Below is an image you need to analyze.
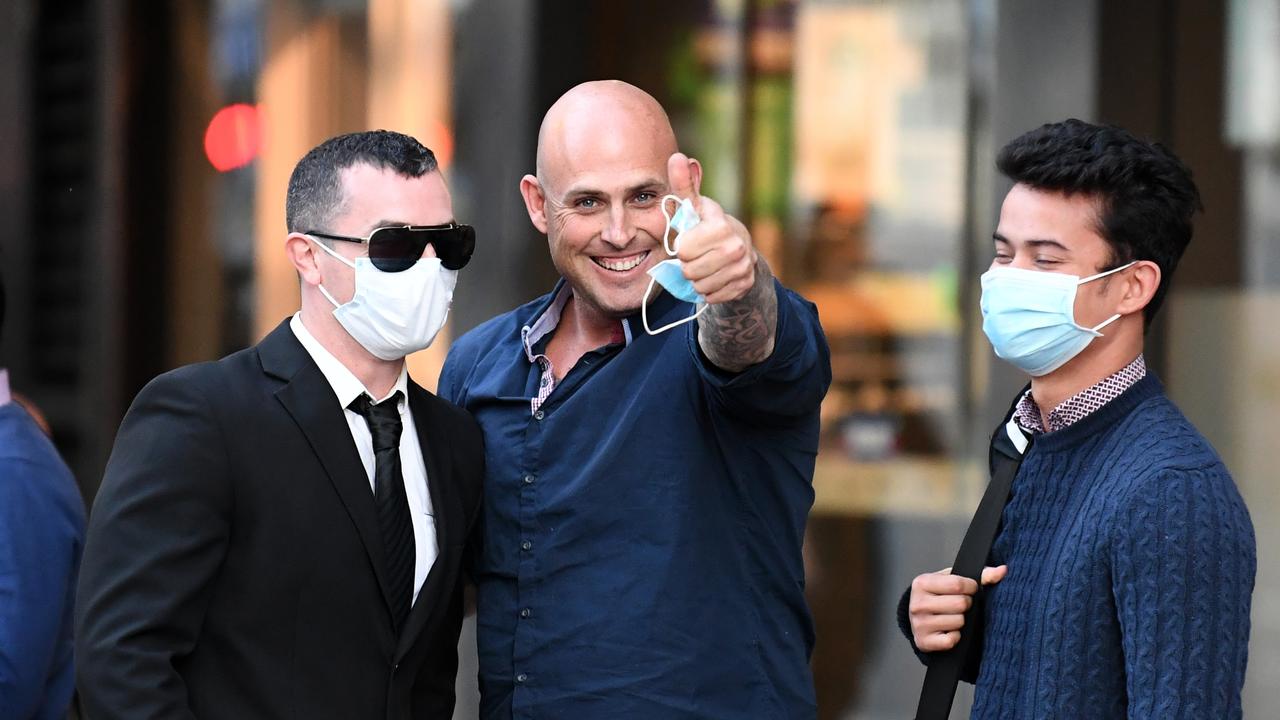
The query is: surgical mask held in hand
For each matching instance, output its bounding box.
[642,195,708,335]
[980,261,1136,376]
[310,236,458,360]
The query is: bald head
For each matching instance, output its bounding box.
[535,81,678,193]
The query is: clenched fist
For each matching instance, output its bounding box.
[908,565,1007,652]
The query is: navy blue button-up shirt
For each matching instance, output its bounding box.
[439,279,831,719]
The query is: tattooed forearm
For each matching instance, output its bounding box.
[697,257,778,372]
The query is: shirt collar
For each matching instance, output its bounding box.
[0,369,10,407]
[521,282,575,362]
[520,280,634,362]
[290,313,408,411]
[1014,354,1147,434]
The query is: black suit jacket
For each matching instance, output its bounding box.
[75,320,484,720]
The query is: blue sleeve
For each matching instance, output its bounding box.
[687,280,832,420]
[438,339,471,407]
[0,455,82,720]
[1111,465,1255,719]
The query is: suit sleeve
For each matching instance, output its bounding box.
[688,281,832,422]
[75,367,234,719]
[1112,466,1255,719]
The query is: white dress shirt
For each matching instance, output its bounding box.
[290,314,437,605]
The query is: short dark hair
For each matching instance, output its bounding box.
[996,118,1202,324]
[285,130,439,233]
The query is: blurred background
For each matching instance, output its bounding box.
[0,0,1276,717]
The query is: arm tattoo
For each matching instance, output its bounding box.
[697,257,778,372]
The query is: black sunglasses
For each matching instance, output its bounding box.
[306,223,475,272]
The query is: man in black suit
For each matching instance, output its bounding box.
[75,130,484,719]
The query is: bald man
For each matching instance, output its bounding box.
[439,81,831,719]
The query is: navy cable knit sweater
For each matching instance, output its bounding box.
[902,373,1255,719]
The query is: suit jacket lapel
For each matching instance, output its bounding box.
[258,321,398,625]
[396,383,455,661]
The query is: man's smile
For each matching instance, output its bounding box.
[591,250,650,273]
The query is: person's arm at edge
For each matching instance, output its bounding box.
[0,458,79,720]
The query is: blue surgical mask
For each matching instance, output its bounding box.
[980,261,1136,376]
[642,195,708,335]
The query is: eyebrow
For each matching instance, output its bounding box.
[992,232,1071,253]
[560,179,667,200]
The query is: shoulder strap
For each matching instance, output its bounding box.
[914,418,1028,720]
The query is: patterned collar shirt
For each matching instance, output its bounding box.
[1013,354,1148,435]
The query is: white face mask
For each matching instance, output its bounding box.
[310,237,457,361]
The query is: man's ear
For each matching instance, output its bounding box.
[520,175,549,234]
[285,233,324,287]
[1115,260,1161,316]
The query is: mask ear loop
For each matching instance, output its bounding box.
[642,273,708,336]
[1077,260,1138,285]
[306,234,356,309]
[644,194,706,335]
[660,194,684,256]
[1075,260,1138,335]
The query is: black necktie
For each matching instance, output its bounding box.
[349,391,415,631]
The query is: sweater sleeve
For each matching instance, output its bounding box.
[1111,465,1255,719]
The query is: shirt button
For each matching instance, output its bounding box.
[523,474,535,485]
[534,410,545,421]
[516,673,528,683]
[521,540,532,551]
[520,608,531,618]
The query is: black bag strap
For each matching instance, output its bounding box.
[914,418,1029,720]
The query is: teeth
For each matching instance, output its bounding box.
[595,251,647,272]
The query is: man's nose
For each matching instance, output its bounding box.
[421,242,438,259]
[600,205,632,248]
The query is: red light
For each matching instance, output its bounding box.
[425,119,454,169]
[204,103,262,172]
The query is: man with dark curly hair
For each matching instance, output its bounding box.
[901,119,1255,718]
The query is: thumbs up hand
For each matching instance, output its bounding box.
[665,153,759,306]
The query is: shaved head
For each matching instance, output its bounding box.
[520,80,696,324]
[535,80,678,194]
